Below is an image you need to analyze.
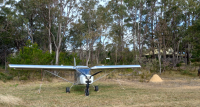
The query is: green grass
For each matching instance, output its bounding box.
[1,77,200,107]
[1,65,200,107]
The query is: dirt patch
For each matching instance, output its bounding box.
[149,74,163,82]
[0,94,23,105]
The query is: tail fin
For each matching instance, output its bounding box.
[74,57,76,67]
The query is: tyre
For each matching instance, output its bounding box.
[94,86,98,91]
[85,88,89,96]
[66,87,70,93]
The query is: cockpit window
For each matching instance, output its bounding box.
[77,69,91,75]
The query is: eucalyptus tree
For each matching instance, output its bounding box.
[187,15,200,62]
[48,0,79,65]
[146,0,158,59]
[108,0,127,64]
[156,0,171,70]
[79,0,101,66]
[15,0,79,65]
[0,6,13,70]
[124,0,148,64]
[124,0,138,52]
[35,0,56,53]
[0,0,27,70]
[15,0,40,43]
[181,0,200,65]
[95,5,112,64]
[69,20,85,63]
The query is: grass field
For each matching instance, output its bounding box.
[1,72,200,107]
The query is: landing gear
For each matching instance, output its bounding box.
[85,88,89,96]
[94,86,98,91]
[85,81,90,96]
[67,84,98,96]
[66,87,70,93]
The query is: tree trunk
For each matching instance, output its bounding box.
[86,38,90,66]
[163,35,166,71]
[55,48,60,65]
[172,32,176,68]
[48,3,52,54]
[151,2,155,59]
[186,47,190,65]
[115,44,117,65]
[5,51,7,72]
[90,43,93,66]
[185,45,187,66]
[55,22,62,65]
[158,43,162,74]
[176,41,180,65]
[86,49,90,66]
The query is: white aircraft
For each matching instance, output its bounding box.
[9,58,141,96]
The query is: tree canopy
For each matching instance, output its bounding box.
[1,0,200,73]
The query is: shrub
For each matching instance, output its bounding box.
[8,40,81,80]
[0,72,13,82]
[8,40,55,65]
[176,63,181,67]
[180,70,195,76]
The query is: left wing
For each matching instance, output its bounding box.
[91,65,141,70]
[9,64,88,70]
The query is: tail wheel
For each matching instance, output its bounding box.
[66,87,70,93]
[94,86,98,91]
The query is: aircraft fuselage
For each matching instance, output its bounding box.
[74,68,94,85]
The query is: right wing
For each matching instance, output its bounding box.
[9,64,88,70]
[91,65,141,70]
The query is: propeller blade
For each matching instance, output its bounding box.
[91,71,102,76]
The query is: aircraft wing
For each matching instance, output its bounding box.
[90,65,141,70]
[9,64,88,70]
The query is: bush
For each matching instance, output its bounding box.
[8,40,55,65]
[180,70,195,76]
[0,72,13,82]
[8,40,81,80]
[176,63,181,67]
[59,52,80,65]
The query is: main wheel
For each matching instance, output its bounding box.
[66,87,70,93]
[94,86,98,91]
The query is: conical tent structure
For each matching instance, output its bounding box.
[149,74,163,82]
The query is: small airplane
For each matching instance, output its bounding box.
[9,58,141,96]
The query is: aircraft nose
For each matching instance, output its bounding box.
[85,75,91,79]
[83,75,93,84]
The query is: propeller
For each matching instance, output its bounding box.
[91,71,102,77]
[78,70,102,79]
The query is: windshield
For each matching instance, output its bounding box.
[77,69,91,75]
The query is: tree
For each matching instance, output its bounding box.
[187,14,200,62]
[108,0,127,65]
[50,0,79,65]
[0,0,27,71]
[80,0,101,66]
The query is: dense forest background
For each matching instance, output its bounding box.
[0,0,200,77]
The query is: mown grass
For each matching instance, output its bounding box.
[1,76,200,107]
[0,65,200,107]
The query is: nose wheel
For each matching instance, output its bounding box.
[85,80,90,96]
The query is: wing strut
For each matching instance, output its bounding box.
[44,70,74,84]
